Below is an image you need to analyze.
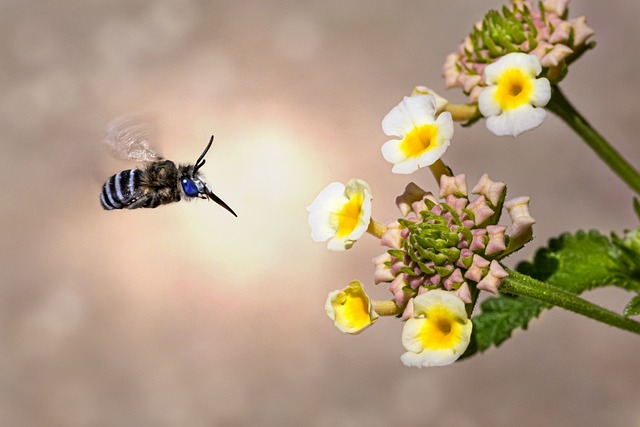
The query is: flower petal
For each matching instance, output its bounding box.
[307,179,372,251]
[530,77,551,107]
[478,86,501,117]
[307,182,347,242]
[382,95,437,137]
[484,53,542,84]
[400,290,472,367]
[325,280,378,334]
[485,104,546,137]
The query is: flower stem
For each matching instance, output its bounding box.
[372,299,402,316]
[546,85,640,195]
[445,103,480,122]
[501,270,640,335]
[367,218,387,239]
[429,159,453,184]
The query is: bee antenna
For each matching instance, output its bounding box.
[194,135,214,172]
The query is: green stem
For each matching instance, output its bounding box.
[367,218,387,239]
[546,85,640,195]
[501,270,640,335]
[372,299,403,317]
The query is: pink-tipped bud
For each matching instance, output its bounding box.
[396,183,429,217]
[471,173,506,207]
[464,254,490,283]
[467,196,494,226]
[381,221,405,250]
[453,282,472,304]
[443,268,464,291]
[440,174,468,198]
[504,196,536,241]
[485,225,507,256]
[400,298,415,321]
[389,275,412,307]
[372,253,395,284]
[571,16,595,46]
[445,194,468,216]
[476,261,509,294]
[541,44,573,67]
[470,229,487,252]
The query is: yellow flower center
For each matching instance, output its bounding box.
[494,68,534,111]
[419,306,467,351]
[334,192,364,238]
[400,124,439,159]
[335,288,370,329]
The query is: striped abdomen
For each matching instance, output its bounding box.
[100,169,142,210]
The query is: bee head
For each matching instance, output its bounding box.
[178,136,238,217]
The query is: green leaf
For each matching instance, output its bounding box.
[462,230,640,359]
[633,198,640,221]
[461,294,547,359]
[624,295,640,317]
[517,230,639,292]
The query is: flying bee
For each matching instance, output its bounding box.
[100,115,237,216]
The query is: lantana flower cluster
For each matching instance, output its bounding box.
[443,0,595,102]
[312,172,535,367]
[308,83,539,367]
[306,0,551,365]
[375,174,534,314]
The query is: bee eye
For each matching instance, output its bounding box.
[180,178,199,197]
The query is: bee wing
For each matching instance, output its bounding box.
[104,114,162,163]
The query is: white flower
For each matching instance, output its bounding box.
[478,53,551,137]
[400,290,472,367]
[382,95,454,174]
[325,280,379,334]
[307,178,372,251]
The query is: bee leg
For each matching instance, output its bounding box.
[127,196,151,209]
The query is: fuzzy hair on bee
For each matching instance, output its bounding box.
[100,116,237,216]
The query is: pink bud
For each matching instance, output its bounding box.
[445,194,468,216]
[485,225,507,256]
[477,261,509,294]
[464,254,490,283]
[396,182,429,217]
[453,282,472,304]
[381,221,405,249]
[440,174,468,198]
[542,0,569,16]
[504,196,536,241]
[400,298,415,321]
[460,74,482,93]
[389,275,412,306]
[571,16,595,46]
[443,268,464,291]
[372,253,396,284]
[541,44,573,67]
[471,173,506,207]
[548,22,571,44]
[467,196,494,225]
[470,229,487,252]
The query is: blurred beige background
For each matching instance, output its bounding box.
[2,0,639,426]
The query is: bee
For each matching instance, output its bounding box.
[100,115,237,216]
